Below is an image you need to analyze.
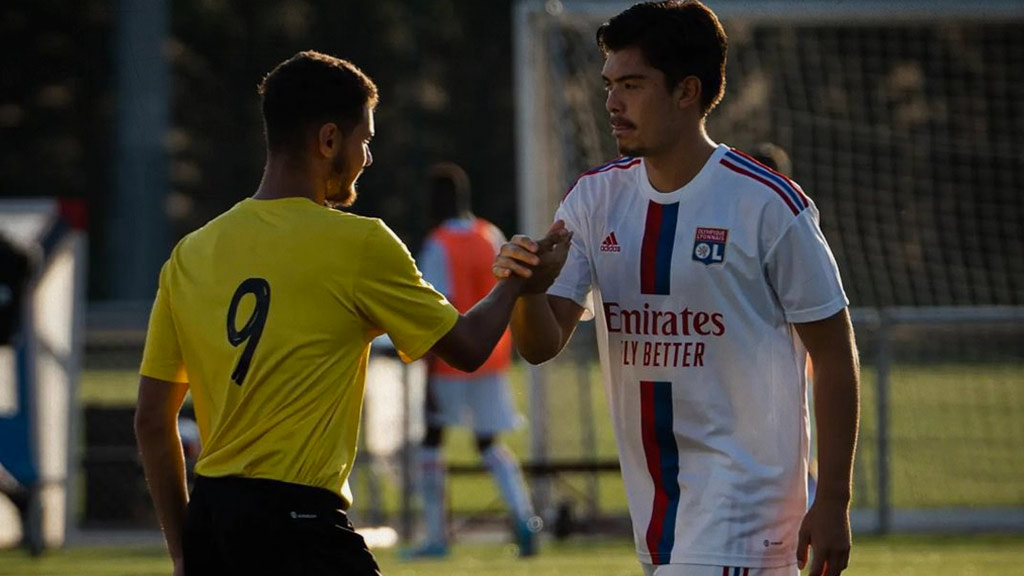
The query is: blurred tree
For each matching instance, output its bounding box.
[168,0,516,256]
[0,0,115,297]
[1,0,515,300]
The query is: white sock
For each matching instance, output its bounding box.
[417,446,446,545]
[482,444,534,523]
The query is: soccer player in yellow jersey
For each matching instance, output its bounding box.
[134,51,570,576]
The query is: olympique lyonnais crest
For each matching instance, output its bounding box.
[692,227,728,265]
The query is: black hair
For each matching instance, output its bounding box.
[597,1,727,117]
[428,162,471,226]
[258,51,379,154]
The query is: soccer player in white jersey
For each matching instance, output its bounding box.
[494,2,860,576]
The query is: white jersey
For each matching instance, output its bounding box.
[549,144,848,568]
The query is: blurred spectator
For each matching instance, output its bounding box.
[403,162,540,559]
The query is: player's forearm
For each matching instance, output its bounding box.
[812,357,860,504]
[511,294,565,364]
[434,277,525,372]
[136,420,189,562]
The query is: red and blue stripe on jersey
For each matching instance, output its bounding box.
[641,380,680,565]
[640,201,680,295]
[719,148,809,216]
[722,567,750,576]
[639,201,681,561]
[563,156,641,201]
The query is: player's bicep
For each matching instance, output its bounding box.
[135,375,189,433]
[794,309,856,369]
[550,294,585,340]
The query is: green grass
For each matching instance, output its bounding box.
[81,358,1024,517]
[346,360,1024,516]
[855,363,1024,509]
[79,369,141,406]
[2,534,1024,575]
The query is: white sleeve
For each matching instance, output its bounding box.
[481,220,507,253]
[765,204,849,324]
[417,237,450,299]
[547,193,596,320]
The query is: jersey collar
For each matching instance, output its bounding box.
[637,143,729,205]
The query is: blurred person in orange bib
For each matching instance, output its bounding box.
[402,163,540,560]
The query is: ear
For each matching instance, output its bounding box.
[676,76,702,111]
[317,123,342,158]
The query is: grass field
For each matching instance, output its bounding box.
[80,357,1024,518]
[347,360,1024,516]
[33,356,1021,575]
[2,534,1024,576]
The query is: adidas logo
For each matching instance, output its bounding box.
[600,232,621,252]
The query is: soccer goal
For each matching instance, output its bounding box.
[514,0,1024,533]
[0,199,88,552]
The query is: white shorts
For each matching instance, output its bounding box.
[641,564,799,576]
[425,372,522,435]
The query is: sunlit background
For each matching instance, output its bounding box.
[1,1,1023,574]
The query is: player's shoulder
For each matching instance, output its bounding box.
[322,206,383,230]
[472,217,507,249]
[344,213,402,250]
[188,199,387,256]
[431,217,502,239]
[715,146,811,218]
[290,203,391,246]
[168,214,218,260]
[562,156,642,203]
[471,217,504,239]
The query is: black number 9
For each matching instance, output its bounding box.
[226,278,271,386]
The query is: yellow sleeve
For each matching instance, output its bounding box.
[139,261,188,383]
[355,221,459,361]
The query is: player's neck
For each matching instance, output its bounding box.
[253,155,325,205]
[643,128,716,193]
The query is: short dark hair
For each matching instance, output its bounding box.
[258,51,379,154]
[597,1,727,117]
[428,162,471,225]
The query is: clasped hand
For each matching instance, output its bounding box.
[492,220,572,294]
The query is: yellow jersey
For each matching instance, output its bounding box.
[140,197,458,504]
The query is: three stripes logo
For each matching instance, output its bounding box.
[600,232,621,252]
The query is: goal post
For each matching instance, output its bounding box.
[0,199,88,551]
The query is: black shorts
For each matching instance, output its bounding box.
[183,475,381,576]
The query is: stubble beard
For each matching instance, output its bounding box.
[617,143,647,157]
[327,184,357,208]
[326,154,358,208]
[615,131,647,157]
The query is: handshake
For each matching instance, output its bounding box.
[492,220,573,295]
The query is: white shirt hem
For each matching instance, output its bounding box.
[784,296,849,324]
[636,550,798,569]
